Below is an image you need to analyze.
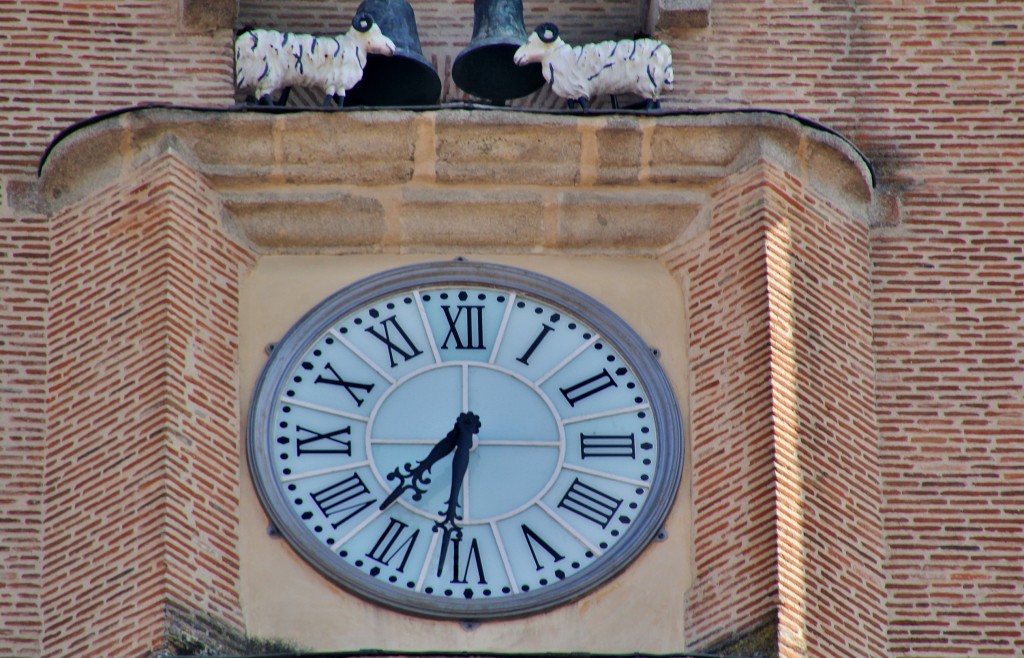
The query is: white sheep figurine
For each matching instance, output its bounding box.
[513,23,673,111]
[235,14,396,107]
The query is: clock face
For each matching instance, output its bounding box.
[247,261,683,620]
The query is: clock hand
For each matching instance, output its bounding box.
[378,424,461,511]
[435,411,482,577]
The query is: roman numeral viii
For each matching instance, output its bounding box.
[310,473,376,530]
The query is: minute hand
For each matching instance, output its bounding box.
[435,411,482,577]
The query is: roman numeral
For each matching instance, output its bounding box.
[365,315,424,367]
[310,362,374,406]
[557,478,622,529]
[560,368,618,406]
[449,537,487,585]
[295,424,352,456]
[366,517,420,573]
[516,323,554,365]
[521,524,565,571]
[440,305,486,350]
[310,473,376,530]
[580,433,636,459]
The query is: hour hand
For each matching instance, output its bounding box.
[378,422,460,511]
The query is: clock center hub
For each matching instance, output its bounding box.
[367,362,565,525]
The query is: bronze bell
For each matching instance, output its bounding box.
[452,0,544,104]
[346,0,442,106]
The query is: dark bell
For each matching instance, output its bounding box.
[346,0,442,106]
[452,0,544,103]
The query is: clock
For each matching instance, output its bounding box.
[247,260,684,620]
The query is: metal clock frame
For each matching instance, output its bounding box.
[247,260,685,621]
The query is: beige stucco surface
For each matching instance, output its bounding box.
[238,254,692,652]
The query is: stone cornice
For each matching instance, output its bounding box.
[39,105,874,253]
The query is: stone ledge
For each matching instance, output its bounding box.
[647,0,712,33]
[38,106,874,253]
[181,0,235,33]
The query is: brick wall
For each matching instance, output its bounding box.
[668,3,1024,654]
[669,164,780,649]
[760,162,886,658]
[669,156,886,657]
[2,4,234,647]
[1,0,1023,656]
[0,1,234,177]
[0,214,47,657]
[44,152,252,656]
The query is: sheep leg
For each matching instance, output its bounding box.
[578,97,589,112]
[276,87,291,107]
[610,95,619,110]
[257,93,273,106]
[321,94,345,109]
[644,98,661,111]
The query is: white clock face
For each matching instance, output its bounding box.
[248,261,683,619]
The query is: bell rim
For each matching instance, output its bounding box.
[452,41,545,102]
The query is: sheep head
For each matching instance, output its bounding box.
[350,14,396,57]
[513,23,564,66]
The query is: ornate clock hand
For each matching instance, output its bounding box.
[434,411,482,577]
[378,423,461,511]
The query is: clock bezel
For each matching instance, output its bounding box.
[247,260,685,620]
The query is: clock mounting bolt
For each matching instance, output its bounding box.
[460,620,481,631]
[265,342,276,356]
[655,527,668,542]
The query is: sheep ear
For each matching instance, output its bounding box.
[352,13,373,32]
[536,23,559,43]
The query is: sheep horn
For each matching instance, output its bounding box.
[536,23,559,43]
[353,13,373,32]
